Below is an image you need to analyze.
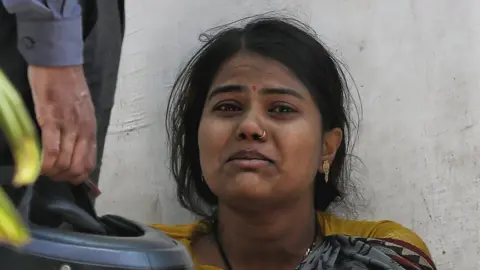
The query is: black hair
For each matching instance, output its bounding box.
[166,16,361,218]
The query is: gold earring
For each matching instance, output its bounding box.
[322,160,330,183]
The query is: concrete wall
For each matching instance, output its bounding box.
[95,1,480,269]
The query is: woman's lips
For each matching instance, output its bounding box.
[227,158,271,169]
[226,149,273,169]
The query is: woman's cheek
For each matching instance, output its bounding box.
[198,118,232,169]
[278,126,322,183]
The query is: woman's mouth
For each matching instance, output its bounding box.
[227,158,271,169]
[226,149,273,169]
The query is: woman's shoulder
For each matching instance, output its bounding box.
[150,213,431,258]
[317,212,431,256]
[150,222,220,270]
[150,223,197,242]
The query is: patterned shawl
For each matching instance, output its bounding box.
[297,235,436,270]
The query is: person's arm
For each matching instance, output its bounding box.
[2,1,97,184]
[1,0,83,66]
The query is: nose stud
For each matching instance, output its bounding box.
[252,130,267,141]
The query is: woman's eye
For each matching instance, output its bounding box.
[269,105,296,114]
[213,103,241,112]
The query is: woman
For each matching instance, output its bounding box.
[153,17,436,270]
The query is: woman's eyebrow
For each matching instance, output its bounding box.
[208,85,304,100]
[207,85,245,101]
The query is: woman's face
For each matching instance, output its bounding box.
[198,52,340,209]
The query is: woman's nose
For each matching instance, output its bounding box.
[235,111,267,142]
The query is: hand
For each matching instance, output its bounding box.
[27,65,97,184]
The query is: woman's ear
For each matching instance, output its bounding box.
[319,128,343,172]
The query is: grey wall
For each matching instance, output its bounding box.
[95,1,480,269]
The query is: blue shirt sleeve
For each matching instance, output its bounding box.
[1,0,83,66]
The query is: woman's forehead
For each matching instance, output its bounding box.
[211,53,309,93]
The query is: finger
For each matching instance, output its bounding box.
[64,124,96,184]
[40,124,61,176]
[51,128,78,181]
[85,141,97,176]
[85,129,98,176]
[69,143,97,186]
[70,173,89,185]
[66,137,89,182]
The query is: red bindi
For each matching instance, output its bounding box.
[252,85,257,91]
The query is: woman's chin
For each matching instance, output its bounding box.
[221,174,276,201]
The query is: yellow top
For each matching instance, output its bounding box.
[151,212,430,270]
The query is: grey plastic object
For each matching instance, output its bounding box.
[0,173,194,270]
[0,217,194,270]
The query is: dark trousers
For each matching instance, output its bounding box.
[0,1,125,223]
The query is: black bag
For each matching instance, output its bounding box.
[0,173,194,270]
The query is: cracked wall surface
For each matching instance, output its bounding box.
[95,1,480,269]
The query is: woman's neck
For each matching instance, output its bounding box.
[215,200,318,269]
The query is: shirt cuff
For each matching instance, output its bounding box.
[16,17,84,66]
